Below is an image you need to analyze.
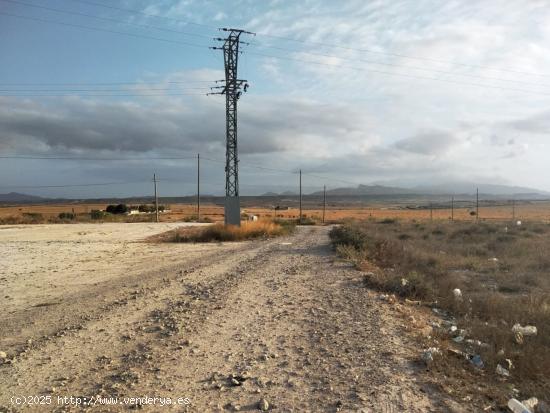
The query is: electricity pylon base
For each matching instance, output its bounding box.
[224,196,241,226]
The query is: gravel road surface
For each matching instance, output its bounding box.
[0,225,458,412]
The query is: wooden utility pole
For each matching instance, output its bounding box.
[451,196,454,221]
[322,185,326,224]
[512,199,516,221]
[430,202,433,221]
[476,188,479,221]
[153,173,159,223]
[299,169,302,224]
[197,153,200,222]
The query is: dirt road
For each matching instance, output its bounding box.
[1,226,458,412]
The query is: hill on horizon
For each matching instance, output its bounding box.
[0,192,48,203]
[270,182,550,197]
[309,184,415,196]
[2,181,550,204]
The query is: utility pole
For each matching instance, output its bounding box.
[476,188,479,221]
[451,196,454,221]
[430,202,433,221]
[512,199,516,221]
[153,173,159,223]
[197,153,200,222]
[299,169,302,224]
[322,184,326,224]
[210,28,254,226]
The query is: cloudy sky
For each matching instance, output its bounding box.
[1,0,550,197]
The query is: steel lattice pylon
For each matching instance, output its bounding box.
[210,28,253,226]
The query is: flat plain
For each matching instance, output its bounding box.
[0,223,469,412]
[2,204,549,411]
[2,200,550,223]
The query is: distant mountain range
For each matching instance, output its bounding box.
[411,183,550,196]
[0,192,47,203]
[309,184,414,196]
[262,182,550,198]
[2,182,549,204]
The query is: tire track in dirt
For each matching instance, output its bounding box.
[1,227,460,412]
[150,226,446,412]
[0,239,262,356]
[0,230,311,412]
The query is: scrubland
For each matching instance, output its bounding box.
[154,219,296,243]
[331,219,550,404]
[3,200,550,225]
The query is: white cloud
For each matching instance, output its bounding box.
[394,130,459,155]
[213,11,227,21]
[4,1,550,193]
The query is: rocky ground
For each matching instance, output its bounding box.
[0,225,465,412]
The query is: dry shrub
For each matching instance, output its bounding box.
[362,269,434,299]
[335,244,364,267]
[299,216,318,225]
[469,294,550,394]
[329,223,369,250]
[165,220,295,243]
[330,219,550,398]
[0,213,46,224]
[0,211,158,225]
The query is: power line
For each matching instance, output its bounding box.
[0,88,209,92]
[10,0,550,87]
[68,0,216,30]
[1,154,376,192]
[3,11,548,97]
[7,0,546,90]
[201,156,294,174]
[0,179,330,191]
[300,172,359,187]
[0,155,198,160]
[1,92,207,97]
[248,43,550,89]
[246,50,550,97]
[0,11,210,49]
[0,180,150,189]
[154,180,332,191]
[0,80,214,86]
[2,153,356,188]
[0,82,212,97]
[1,177,206,189]
[69,0,550,78]
[0,85,211,97]
[1,0,213,40]
[237,183,325,190]
[250,37,550,79]
[201,157,359,186]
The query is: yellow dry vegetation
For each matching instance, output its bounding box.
[157,219,295,243]
[2,201,550,224]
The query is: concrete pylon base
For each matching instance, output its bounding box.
[224,196,241,226]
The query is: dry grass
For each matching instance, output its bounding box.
[330,219,550,402]
[157,220,295,243]
[0,203,225,224]
[3,200,550,225]
[0,212,47,224]
[0,212,156,224]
